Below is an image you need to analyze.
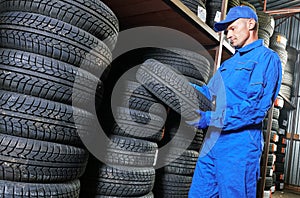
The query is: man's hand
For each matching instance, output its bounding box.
[186,110,211,129]
[189,82,212,101]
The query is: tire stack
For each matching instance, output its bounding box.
[257,11,275,47]
[240,1,256,11]
[281,46,298,100]
[180,0,206,17]
[0,0,118,197]
[274,107,289,191]
[136,57,212,198]
[227,0,240,11]
[206,0,223,29]
[270,32,288,76]
[263,106,280,193]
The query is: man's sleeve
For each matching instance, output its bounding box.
[220,51,282,131]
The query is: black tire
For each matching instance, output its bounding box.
[111,107,165,142]
[0,0,119,50]
[282,71,294,87]
[136,59,213,121]
[115,80,167,116]
[275,162,284,172]
[92,192,154,198]
[0,134,88,182]
[267,154,275,166]
[273,107,280,119]
[0,48,101,105]
[0,11,111,76]
[257,11,274,37]
[285,60,296,74]
[0,90,95,146]
[104,135,158,167]
[258,29,270,47]
[141,48,212,83]
[270,32,287,50]
[0,179,80,198]
[265,176,273,189]
[154,173,192,197]
[275,154,285,163]
[240,1,256,11]
[160,111,205,151]
[81,162,155,197]
[264,118,279,132]
[287,46,298,62]
[280,84,292,99]
[160,148,199,176]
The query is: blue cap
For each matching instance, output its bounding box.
[214,6,258,32]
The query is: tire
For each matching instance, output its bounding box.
[275,154,285,163]
[0,90,95,146]
[111,107,165,142]
[141,48,212,83]
[160,148,199,176]
[92,192,154,198]
[136,59,213,121]
[104,135,158,167]
[116,80,167,116]
[154,173,192,197]
[0,0,119,50]
[287,46,298,62]
[275,162,284,172]
[0,48,101,105]
[257,11,274,37]
[282,71,294,87]
[240,1,256,12]
[267,154,275,166]
[160,111,205,151]
[0,134,88,182]
[258,29,270,47]
[81,162,155,197]
[0,11,111,76]
[280,84,292,99]
[273,107,280,119]
[265,176,273,189]
[284,60,296,74]
[0,179,80,198]
[270,32,287,50]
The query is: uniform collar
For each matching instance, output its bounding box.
[235,39,263,54]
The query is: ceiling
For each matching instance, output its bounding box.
[247,0,300,18]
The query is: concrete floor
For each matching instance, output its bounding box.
[272,190,300,198]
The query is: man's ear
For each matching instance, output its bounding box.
[248,19,256,30]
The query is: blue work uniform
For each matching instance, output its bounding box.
[189,39,282,198]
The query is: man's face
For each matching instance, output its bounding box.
[226,18,251,48]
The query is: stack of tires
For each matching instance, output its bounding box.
[240,1,256,11]
[281,46,298,100]
[205,0,223,29]
[136,57,213,198]
[270,32,288,74]
[275,107,289,191]
[180,0,206,16]
[0,0,118,197]
[227,0,240,11]
[91,47,212,197]
[263,105,281,193]
[257,11,275,47]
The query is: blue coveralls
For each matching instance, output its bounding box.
[189,39,282,198]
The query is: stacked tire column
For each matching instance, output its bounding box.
[135,49,213,198]
[0,0,118,197]
[263,105,280,194]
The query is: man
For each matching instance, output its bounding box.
[187,6,282,198]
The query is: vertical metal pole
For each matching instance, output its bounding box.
[214,0,228,72]
[263,0,268,12]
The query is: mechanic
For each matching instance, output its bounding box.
[187,6,282,198]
